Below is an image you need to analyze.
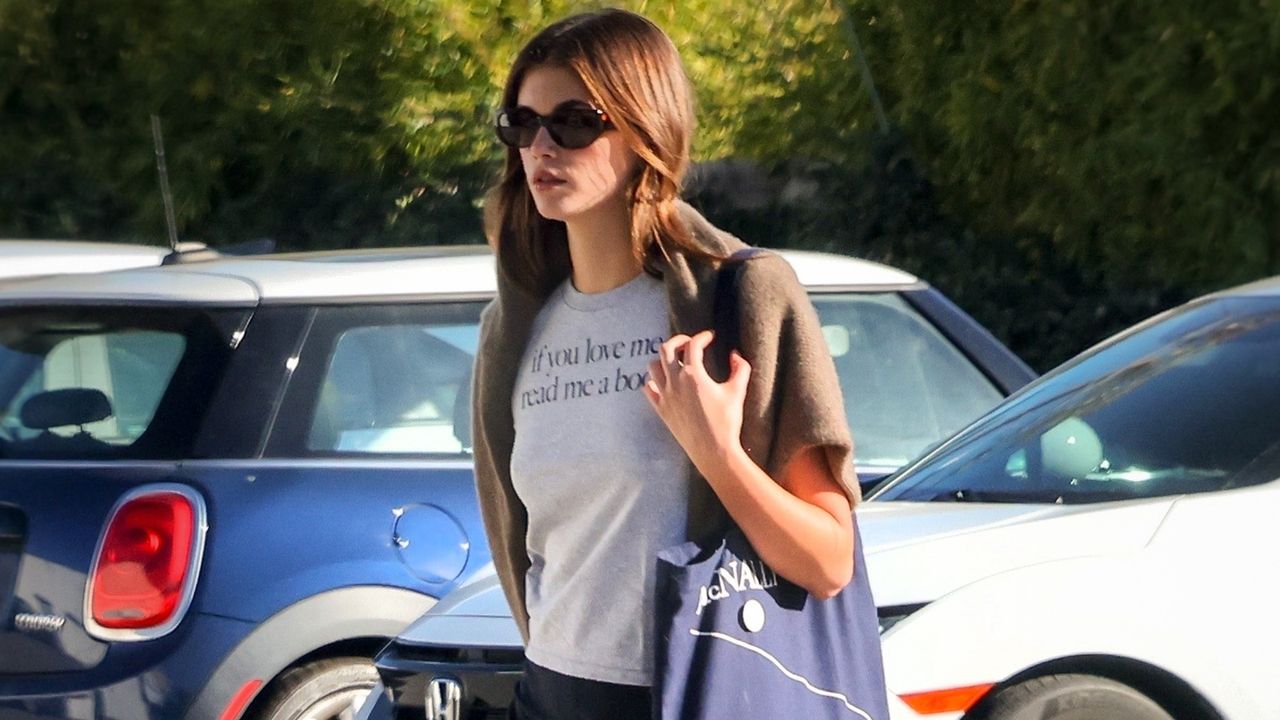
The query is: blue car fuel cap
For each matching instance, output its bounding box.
[391,504,470,584]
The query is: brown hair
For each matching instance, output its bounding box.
[486,8,720,295]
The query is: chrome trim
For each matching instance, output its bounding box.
[229,310,254,350]
[255,305,315,457]
[425,677,463,720]
[0,460,183,469]
[259,292,496,306]
[83,483,209,642]
[857,464,902,476]
[804,283,929,293]
[14,613,66,633]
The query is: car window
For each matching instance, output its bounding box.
[0,307,245,459]
[875,297,1280,503]
[285,303,485,457]
[276,295,999,464]
[308,325,477,454]
[812,293,1003,468]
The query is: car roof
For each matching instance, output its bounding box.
[0,240,168,280]
[0,245,920,306]
[1210,274,1280,299]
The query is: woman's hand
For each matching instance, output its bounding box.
[645,329,855,598]
[643,330,751,472]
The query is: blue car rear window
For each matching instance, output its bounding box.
[0,306,249,460]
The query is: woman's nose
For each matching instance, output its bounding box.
[529,126,558,155]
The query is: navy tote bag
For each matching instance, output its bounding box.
[651,249,889,719]
[653,525,888,720]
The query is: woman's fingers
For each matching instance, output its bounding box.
[647,358,667,389]
[659,334,689,370]
[645,359,669,414]
[682,330,714,375]
[642,375,662,408]
[728,350,752,397]
[658,331,716,379]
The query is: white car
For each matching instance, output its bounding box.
[867,274,1280,719]
[367,274,1279,720]
[0,239,170,281]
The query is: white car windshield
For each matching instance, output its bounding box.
[874,296,1280,503]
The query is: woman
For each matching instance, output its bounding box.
[472,8,862,719]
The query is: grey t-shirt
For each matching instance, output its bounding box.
[510,272,688,685]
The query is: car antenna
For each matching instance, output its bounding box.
[151,115,217,264]
[150,114,182,252]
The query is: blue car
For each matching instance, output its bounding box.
[0,245,1030,720]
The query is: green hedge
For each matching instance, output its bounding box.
[687,135,1190,371]
[0,0,862,249]
[852,0,1280,291]
[0,0,496,248]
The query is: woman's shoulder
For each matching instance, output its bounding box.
[734,249,807,311]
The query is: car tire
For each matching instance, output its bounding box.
[984,674,1174,720]
[252,657,379,720]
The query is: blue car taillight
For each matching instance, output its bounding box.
[86,484,207,640]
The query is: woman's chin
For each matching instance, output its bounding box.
[534,205,569,222]
[532,192,626,226]
[532,198,585,223]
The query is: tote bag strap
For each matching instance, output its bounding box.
[712,247,768,377]
[691,247,770,542]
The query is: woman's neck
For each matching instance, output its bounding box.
[564,201,641,294]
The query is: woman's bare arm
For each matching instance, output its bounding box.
[645,330,854,598]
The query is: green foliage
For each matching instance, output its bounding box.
[687,135,1190,370]
[0,0,494,247]
[850,0,1280,290]
[0,0,875,248]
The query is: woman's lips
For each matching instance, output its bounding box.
[531,172,567,191]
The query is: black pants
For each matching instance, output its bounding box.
[509,660,653,720]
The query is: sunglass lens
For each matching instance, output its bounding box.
[549,108,605,149]
[495,108,538,148]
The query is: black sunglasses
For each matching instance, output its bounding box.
[494,102,614,150]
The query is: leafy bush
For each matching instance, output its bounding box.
[0,0,492,248]
[0,0,863,249]
[852,0,1280,291]
[688,135,1190,370]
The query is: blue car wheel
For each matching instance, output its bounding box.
[252,658,380,720]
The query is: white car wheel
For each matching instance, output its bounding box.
[985,674,1174,720]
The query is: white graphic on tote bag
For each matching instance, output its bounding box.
[689,627,874,719]
[695,558,779,615]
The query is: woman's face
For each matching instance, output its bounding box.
[516,65,638,224]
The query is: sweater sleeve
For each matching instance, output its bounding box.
[471,300,533,641]
[735,253,861,505]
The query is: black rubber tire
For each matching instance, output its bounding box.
[252,657,379,720]
[984,674,1175,720]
